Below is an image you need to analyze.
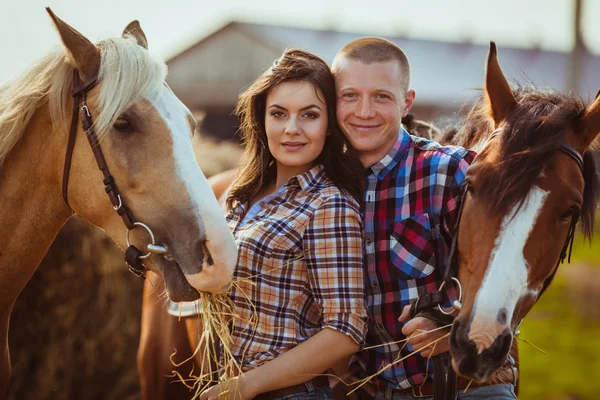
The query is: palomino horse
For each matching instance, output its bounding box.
[437,43,600,386]
[0,9,237,396]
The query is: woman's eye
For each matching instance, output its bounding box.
[113,118,131,131]
[271,111,286,118]
[303,112,318,119]
[559,206,579,222]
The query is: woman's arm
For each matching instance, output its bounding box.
[200,328,358,400]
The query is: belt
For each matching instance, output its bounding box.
[255,376,330,400]
[376,365,517,398]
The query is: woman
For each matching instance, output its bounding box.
[200,49,367,400]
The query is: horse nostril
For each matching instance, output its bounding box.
[489,328,512,361]
[196,240,214,266]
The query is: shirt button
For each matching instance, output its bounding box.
[371,280,379,288]
[366,238,372,246]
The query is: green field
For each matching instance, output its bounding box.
[519,230,600,400]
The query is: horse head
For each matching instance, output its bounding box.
[46,9,237,301]
[449,43,600,381]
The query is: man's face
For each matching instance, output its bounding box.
[334,57,415,167]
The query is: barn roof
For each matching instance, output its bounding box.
[166,21,600,110]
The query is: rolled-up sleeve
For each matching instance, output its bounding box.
[303,194,368,346]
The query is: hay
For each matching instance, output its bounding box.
[7,217,143,400]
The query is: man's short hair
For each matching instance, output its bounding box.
[332,37,411,93]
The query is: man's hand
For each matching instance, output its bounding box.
[398,305,450,358]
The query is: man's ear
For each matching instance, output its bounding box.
[402,90,416,117]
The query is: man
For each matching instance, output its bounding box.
[330,37,517,399]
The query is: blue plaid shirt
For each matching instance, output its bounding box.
[351,129,475,389]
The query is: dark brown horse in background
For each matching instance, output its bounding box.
[137,44,600,398]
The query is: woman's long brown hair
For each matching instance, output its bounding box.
[227,49,364,209]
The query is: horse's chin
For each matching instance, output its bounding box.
[151,256,201,302]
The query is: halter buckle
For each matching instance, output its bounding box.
[437,277,463,315]
[126,222,167,259]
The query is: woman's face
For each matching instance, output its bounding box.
[264,81,328,177]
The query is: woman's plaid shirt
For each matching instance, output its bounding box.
[227,164,368,371]
[351,130,475,390]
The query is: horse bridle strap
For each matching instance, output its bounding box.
[62,69,150,278]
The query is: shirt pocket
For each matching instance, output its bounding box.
[389,214,436,279]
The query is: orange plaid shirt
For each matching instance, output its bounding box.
[227,164,367,370]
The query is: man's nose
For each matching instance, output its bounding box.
[356,97,375,119]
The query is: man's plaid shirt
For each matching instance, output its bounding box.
[351,129,475,389]
[226,164,368,371]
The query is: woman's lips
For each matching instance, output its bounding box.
[282,142,307,151]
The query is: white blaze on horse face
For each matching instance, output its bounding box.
[468,185,547,354]
[149,86,236,290]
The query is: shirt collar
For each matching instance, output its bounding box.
[368,128,411,180]
[290,163,325,191]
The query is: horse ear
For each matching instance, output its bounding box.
[46,7,100,81]
[485,42,517,127]
[122,20,148,50]
[579,94,600,149]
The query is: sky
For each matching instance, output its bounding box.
[1,0,600,84]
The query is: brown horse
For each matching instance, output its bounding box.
[0,9,237,396]
[442,43,600,383]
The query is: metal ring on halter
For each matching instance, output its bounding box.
[126,222,157,259]
[113,194,123,212]
[437,277,463,315]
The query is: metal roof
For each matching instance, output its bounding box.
[166,21,600,110]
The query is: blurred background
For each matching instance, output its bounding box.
[1,0,599,399]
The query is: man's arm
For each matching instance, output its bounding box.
[399,151,475,358]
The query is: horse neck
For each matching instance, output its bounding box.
[0,101,72,309]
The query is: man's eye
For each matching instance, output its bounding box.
[342,93,356,99]
[376,94,390,100]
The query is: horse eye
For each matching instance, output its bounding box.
[559,206,579,222]
[113,118,132,132]
[466,183,476,197]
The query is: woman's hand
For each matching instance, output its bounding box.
[199,376,253,400]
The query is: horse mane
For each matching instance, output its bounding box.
[442,86,599,239]
[0,35,166,168]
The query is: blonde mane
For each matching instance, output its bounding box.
[0,35,167,168]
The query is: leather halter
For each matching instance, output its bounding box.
[62,69,149,278]
[408,128,585,400]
